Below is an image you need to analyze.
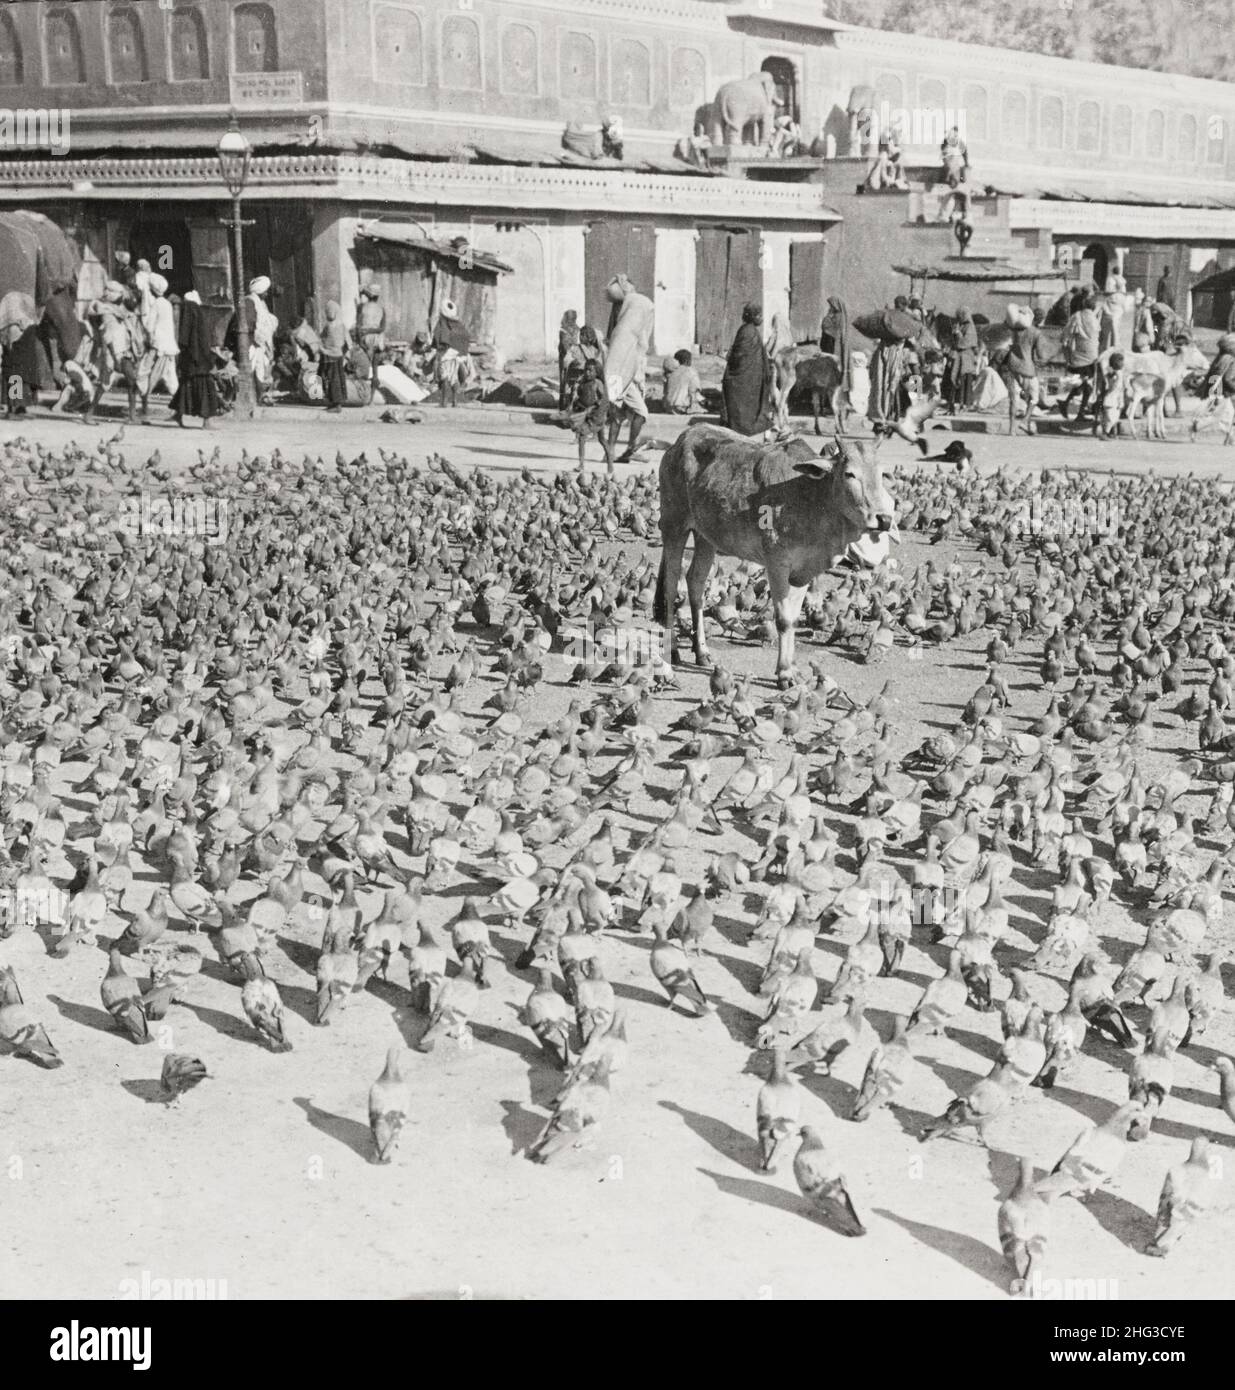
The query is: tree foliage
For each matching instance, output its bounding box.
[824,0,1235,79]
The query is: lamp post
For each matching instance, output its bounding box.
[217,118,257,419]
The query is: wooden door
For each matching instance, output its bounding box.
[695,226,763,354]
[790,240,826,342]
[585,219,657,345]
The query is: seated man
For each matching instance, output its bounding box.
[662,349,703,414]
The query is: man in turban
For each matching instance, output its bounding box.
[602,273,654,467]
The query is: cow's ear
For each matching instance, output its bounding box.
[792,459,829,480]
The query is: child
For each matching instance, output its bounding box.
[663,349,702,414]
[1097,351,1126,439]
[570,358,611,471]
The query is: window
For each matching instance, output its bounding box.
[1207,113,1226,164]
[108,7,149,84]
[0,10,21,85]
[500,23,538,96]
[1112,104,1132,157]
[373,5,424,85]
[1077,100,1101,153]
[234,3,278,74]
[560,31,596,100]
[1039,95,1064,150]
[44,6,86,85]
[670,48,706,111]
[962,84,987,141]
[611,37,650,107]
[169,7,208,81]
[1178,112,1197,162]
[874,72,903,112]
[1146,108,1165,158]
[440,15,481,90]
[1002,89,1027,145]
[919,77,946,112]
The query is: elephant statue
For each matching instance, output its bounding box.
[709,72,778,147]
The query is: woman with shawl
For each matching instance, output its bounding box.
[319,300,349,413]
[949,307,980,413]
[558,309,581,408]
[820,295,853,424]
[169,290,220,428]
[433,297,472,408]
[722,302,773,436]
[765,309,797,430]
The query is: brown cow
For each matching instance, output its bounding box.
[654,424,897,686]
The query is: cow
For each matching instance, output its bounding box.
[654,423,897,687]
[788,350,849,434]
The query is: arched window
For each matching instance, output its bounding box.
[612,37,650,107]
[234,3,278,73]
[1039,95,1064,150]
[108,7,149,83]
[0,10,23,85]
[169,8,208,81]
[373,5,425,84]
[1146,109,1165,158]
[440,15,481,90]
[874,71,903,112]
[44,6,86,85]
[670,48,706,111]
[1177,113,1197,162]
[500,23,538,96]
[762,56,798,125]
[1001,89,1027,145]
[1207,114,1226,164]
[1111,104,1132,157]
[560,31,596,100]
[1077,100,1101,153]
[962,84,988,141]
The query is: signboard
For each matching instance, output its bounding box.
[229,71,303,105]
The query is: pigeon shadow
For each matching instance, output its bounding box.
[121,1078,170,1105]
[499,1098,545,1156]
[45,994,117,1037]
[875,1209,1008,1291]
[1074,1185,1151,1252]
[293,1097,373,1162]
[471,1020,545,1067]
[186,1000,258,1043]
[660,1100,760,1171]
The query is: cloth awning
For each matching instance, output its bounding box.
[1190,265,1235,294]
[983,178,1235,211]
[893,262,1067,283]
[354,228,514,275]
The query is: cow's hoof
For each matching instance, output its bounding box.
[775,667,804,691]
[693,652,713,671]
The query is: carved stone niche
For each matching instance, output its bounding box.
[501,22,538,97]
[441,14,481,91]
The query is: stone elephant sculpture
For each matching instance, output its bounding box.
[710,72,778,147]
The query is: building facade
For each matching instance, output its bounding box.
[1,0,1234,355]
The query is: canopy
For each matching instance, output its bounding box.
[1190,265,1235,295]
[893,262,1067,285]
[355,228,514,276]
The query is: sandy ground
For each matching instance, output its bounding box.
[1,405,1233,1302]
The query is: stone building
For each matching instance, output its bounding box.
[1,0,1233,356]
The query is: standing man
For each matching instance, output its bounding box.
[1155,264,1173,308]
[137,272,179,418]
[603,273,654,467]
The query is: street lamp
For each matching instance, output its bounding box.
[217,117,257,419]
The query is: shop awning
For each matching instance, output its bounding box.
[354,228,514,275]
[893,262,1067,283]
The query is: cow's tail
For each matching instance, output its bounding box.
[653,554,669,627]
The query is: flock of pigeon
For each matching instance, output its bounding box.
[0,427,1233,1297]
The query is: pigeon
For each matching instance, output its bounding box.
[368,1047,412,1164]
[850,1015,913,1122]
[100,947,150,1043]
[1147,1137,1216,1257]
[528,1056,612,1163]
[240,951,291,1052]
[756,1048,802,1173]
[792,1125,865,1236]
[1035,1103,1144,1200]
[160,1053,208,1102]
[997,1156,1052,1296]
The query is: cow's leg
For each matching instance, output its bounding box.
[686,536,716,668]
[833,388,848,435]
[655,526,689,666]
[769,567,807,688]
[812,390,824,436]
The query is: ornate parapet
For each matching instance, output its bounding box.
[0,151,836,221]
